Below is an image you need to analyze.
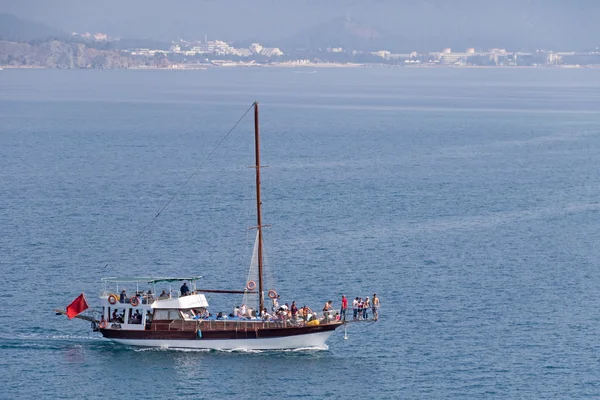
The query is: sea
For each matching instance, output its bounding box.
[2,66,600,399]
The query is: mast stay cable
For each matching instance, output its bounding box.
[117,102,256,261]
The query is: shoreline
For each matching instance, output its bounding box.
[1,63,597,70]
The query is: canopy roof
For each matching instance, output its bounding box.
[101,277,202,284]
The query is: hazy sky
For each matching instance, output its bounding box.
[1,0,599,50]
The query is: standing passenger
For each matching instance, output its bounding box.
[357,298,364,320]
[341,295,348,321]
[352,297,359,320]
[363,296,370,320]
[372,294,380,321]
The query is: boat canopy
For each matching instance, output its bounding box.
[152,294,209,309]
[101,276,203,284]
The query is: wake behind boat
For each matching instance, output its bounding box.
[56,102,368,350]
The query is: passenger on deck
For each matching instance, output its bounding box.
[341,295,348,321]
[291,301,298,322]
[119,289,127,303]
[363,296,370,320]
[276,307,288,326]
[216,312,224,320]
[180,282,190,297]
[158,290,169,300]
[145,290,154,304]
[100,315,107,327]
[372,294,380,321]
[271,295,280,312]
[301,305,313,321]
[357,298,364,320]
[233,305,240,317]
[261,308,272,321]
[353,297,359,320]
[323,300,334,322]
[111,309,118,322]
[240,304,247,317]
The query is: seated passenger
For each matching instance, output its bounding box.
[180,282,190,297]
[158,290,169,300]
[144,290,154,304]
[261,308,272,320]
[119,289,127,303]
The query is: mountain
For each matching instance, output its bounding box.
[0,40,147,69]
[283,16,389,52]
[0,13,67,42]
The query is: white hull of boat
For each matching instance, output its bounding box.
[108,330,336,350]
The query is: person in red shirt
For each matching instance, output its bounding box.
[341,295,348,321]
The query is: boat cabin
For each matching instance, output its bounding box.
[99,277,208,331]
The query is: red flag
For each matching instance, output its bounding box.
[66,293,89,319]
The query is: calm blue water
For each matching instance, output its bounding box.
[2,67,600,398]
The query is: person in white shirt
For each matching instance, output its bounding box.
[352,297,359,320]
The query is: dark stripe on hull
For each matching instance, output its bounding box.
[100,324,340,341]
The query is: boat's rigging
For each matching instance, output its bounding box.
[113,102,256,265]
[57,102,360,351]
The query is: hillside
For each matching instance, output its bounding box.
[0,40,146,69]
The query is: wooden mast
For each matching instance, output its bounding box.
[253,101,265,314]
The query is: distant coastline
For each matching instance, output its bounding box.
[1,63,594,70]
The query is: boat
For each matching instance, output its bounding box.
[56,102,346,350]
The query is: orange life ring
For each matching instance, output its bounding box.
[246,281,257,290]
[99,320,107,329]
[130,296,140,307]
[268,290,277,299]
[108,294,118,305]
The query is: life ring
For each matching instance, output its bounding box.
[130,296,140,307]
[246,281,257,291]
[268,290,277,299]
[108,294,118,305]
[99,320,107,329]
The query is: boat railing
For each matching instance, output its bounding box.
[99,292,156,306]
[149,311,344,332]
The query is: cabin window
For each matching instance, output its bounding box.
[153,309,181,320]
[154,310,170,320]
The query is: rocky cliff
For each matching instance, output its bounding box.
[0,40,147,68]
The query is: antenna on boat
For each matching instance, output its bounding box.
[253,101,265,314]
